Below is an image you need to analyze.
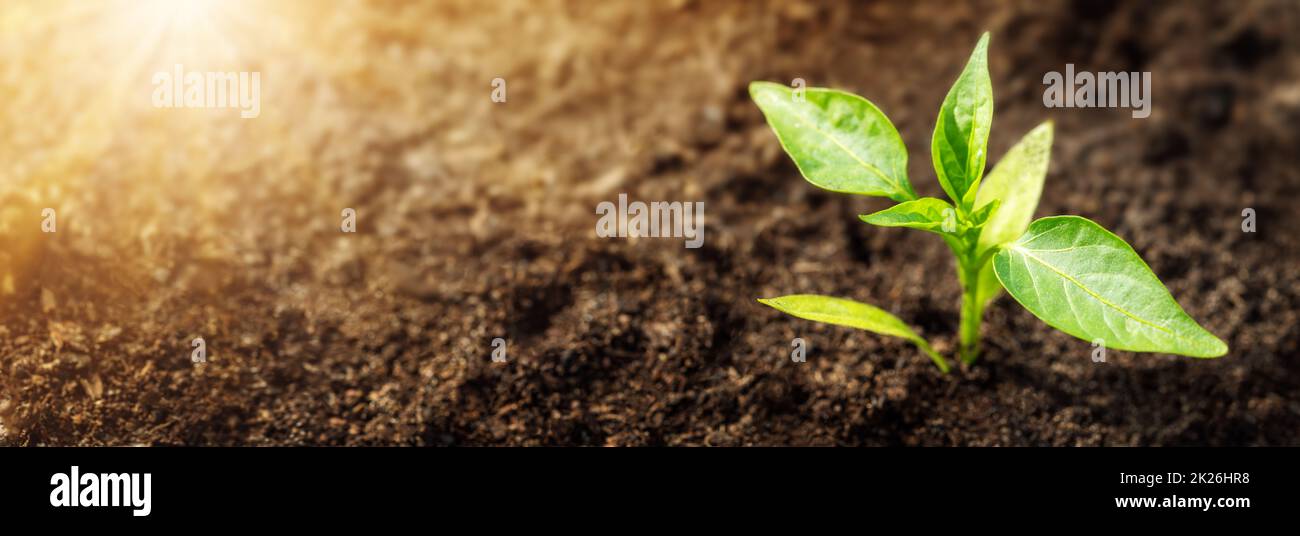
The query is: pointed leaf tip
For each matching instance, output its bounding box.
[751,82,916,201]
[757,294,950,372]
[993,216,1228,358]
[932,32,994,211]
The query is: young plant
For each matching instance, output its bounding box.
[751,33,1227,372]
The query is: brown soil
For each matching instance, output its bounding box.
[1,0,1297,445]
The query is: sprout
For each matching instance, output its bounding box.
[751,33,1226,372]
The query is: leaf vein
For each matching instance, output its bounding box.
[782,102,904,197]
[1013,247,1175,336]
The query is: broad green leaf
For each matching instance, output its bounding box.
[758,294,949,372]
[931,32,993,210]
[972,121,1053,307]
[750,81,916,202]
[859,197,955,235]
[974,121,1053,257]
[992,216,1228,357]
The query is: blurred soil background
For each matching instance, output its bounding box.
[0,0,1297,445]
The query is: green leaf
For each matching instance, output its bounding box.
[992,216,1228,357]
[974,121,1053,257]
[972,121,1052,307]
[967,198,1001,228]
[758,294,949,372]
[750,81,916,202]
[932,32,993,211]
[859,197,955,235]
[974,261,1002,307]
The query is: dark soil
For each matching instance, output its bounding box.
[1,0,1298,445]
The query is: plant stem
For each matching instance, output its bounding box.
[958,263,983,364]
[946,218,989,367]
[961,274,977,361]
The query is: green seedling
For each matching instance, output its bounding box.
[751,32,1227,372]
